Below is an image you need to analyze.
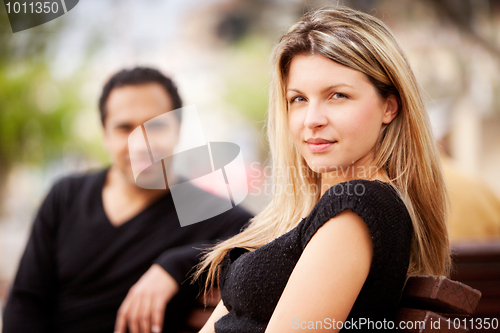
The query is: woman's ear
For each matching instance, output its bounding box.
[382,94,399,124]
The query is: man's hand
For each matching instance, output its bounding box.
[114,264,179,333]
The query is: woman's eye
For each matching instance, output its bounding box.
[290,96,306,104]
[332,92,348,99]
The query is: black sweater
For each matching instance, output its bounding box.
[2,169,252,333]
[216,180,413,332]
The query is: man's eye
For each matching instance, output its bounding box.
[148,123,169,131]
[116,125,133,132]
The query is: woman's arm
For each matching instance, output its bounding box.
[199,300,229,333]
[265,209,373,333]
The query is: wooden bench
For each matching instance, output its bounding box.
[396,276,482,332]
[182,276,482,332]
[449,240,500,333]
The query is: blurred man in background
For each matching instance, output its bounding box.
[2,67,251,333]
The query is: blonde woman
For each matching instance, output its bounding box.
[196,6,450,333]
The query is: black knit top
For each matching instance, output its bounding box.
[215,180,413,332]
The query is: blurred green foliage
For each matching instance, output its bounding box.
[223,35,271,125]
[0,62,82,166]
[0,5,103,202]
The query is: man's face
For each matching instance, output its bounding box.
[103,83,180,185]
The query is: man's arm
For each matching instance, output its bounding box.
[2,181,62,333]
[114,206,251,333]
[114,242,234,333]
[113,243,205,333]
[114,264,179,333]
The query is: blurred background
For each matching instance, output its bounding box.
[1,0,500,328]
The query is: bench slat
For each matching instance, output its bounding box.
[401,276,481,315]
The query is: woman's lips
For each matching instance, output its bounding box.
[306,139,337,153]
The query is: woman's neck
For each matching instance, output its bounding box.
[320,162,389,196]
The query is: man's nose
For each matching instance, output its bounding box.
[303,102,328,130]
[128,127,151,157]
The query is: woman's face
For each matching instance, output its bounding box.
[287,54,398,175]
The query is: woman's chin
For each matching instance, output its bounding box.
[306,163,342,175]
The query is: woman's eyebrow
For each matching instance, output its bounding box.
[320,84,354,93]
[286,84,354,94]
[286,88,303,94]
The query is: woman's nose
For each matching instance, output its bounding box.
[303,103,328,129]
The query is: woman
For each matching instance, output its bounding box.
[195,6,450,332]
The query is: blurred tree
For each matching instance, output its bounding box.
[0,4,85,214]
[216,0,500,125]
[424,0,500,60]
[223,35,270,124]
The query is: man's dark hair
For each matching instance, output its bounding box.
[98,67,183,125]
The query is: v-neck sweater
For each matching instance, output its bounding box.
[3,169,252,333]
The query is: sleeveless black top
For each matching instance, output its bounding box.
[215,180,413,332]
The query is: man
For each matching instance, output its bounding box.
[3,67,252,333]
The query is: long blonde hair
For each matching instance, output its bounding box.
[194,6,450,292]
